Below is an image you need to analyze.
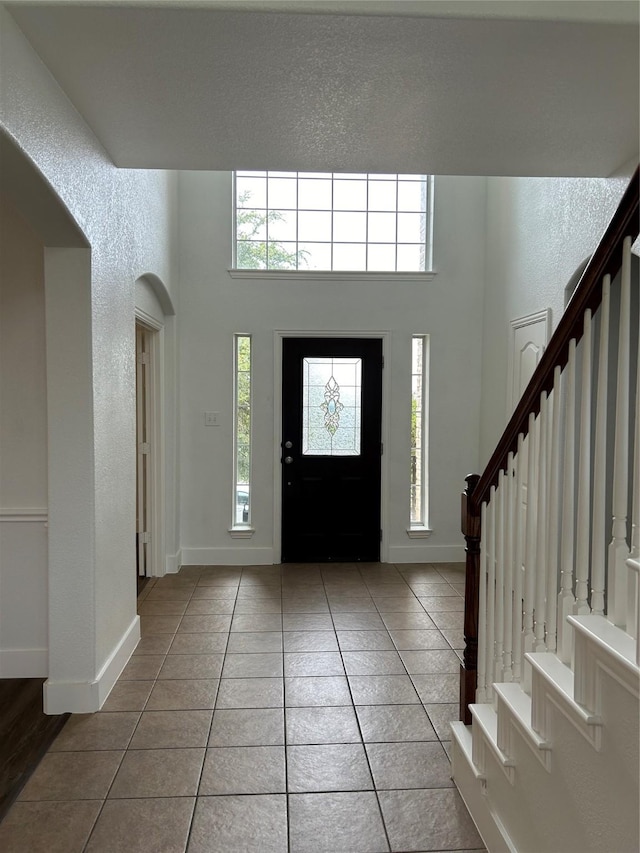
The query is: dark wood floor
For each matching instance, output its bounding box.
[0,679,68,822]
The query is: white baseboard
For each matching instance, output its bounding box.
[44,615,140,714]
[388,543,465,563]
[180,547,275,566]
[0,647,48,678]
[165,550,183,574]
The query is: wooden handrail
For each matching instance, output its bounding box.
[472,166,639,515]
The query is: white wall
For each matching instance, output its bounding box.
[479,174,632,465]
[0,7,177,709]
[177,171,487,565]
[0,196,48,675]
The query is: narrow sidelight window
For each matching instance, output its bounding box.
[410,335,429,528]
[234,335,252,526]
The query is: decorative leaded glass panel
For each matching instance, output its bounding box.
[302,357,362,456]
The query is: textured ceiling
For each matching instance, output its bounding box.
[8,3,640,176]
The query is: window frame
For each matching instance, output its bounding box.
[408,334,431,537]
[230,333,254,535]
[230,172,436,280]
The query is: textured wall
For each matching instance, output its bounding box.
[0,7,177,696]
[479,174,631,465]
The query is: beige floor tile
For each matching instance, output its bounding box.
[109,748,205,798]
[418,596,465,612]
[216,677,284,709]
[138,599,188,616]
[0,801,102,853]
[336,630,394,651]
[146,679,219,710]
[387,629,450,650]
[129,710,213,748]
[287,743,373,793]
[169,633,228,654]
[231,613,283,632]
[188,794,287,853]
[284,652,345,677]
[86,797,195,853]
[356,704,437,743]
[288,791,389,853]
[178,614,232,633]
[226,631,283,653]
[221,652,284,678]
[332,613,386,631]
[140,614,181,635]
[381,612,437,630]
[185,598,235,615]
[283,631,339,652]
[411,673,459,703]
[18,751,124,801]
[282,613,334,631]
[285,706,361,745]
[100,681,154,712]
[209,707,285,746]
[378,788,483,851]
[366,741,454,789]
[199,745,286,794]
[119,655,165,681]
[233,598,283,614]
[424,703,459,741]
[158,653,224,680]
[342,651,405,676]
[132,635,173,655]
[285,676,351,707]
[348,674,420,705]
[399,649,461,674]
[49,712,140,751]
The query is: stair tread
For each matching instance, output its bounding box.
[568,614,638,673]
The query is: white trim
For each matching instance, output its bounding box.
[181,546,274,566]
[0,508,48,523]
[229,269,436,283]
[406,526,433,539]
[228,526,255,539]
[43,615,140,714]
[273,330,390,564]
[134,314,166,578]
[388,543,465,563]
[165,549,183,575]
[0,647,48,677]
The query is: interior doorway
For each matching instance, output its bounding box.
[135,322,153,593]
[281,337,383,563]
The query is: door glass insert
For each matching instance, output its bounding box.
[302,356,362,456]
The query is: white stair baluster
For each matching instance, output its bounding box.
[513,433,525,683]
[535,392,549,651]
[495,471,506,683]
[476,500,488,703]
[591,277,611,616]
[558,339,577,663]
[608,236,633,627]
[503,451,515,682]
[546,367,562,652]
[575,310,593,616]
[524,413,538,659]
[626,290,640,646]
[486,488,496,701]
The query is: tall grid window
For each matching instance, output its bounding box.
[234,172,432,272]
[234,335,251,526]
[410,335,429,528]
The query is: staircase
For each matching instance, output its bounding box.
[452,169,640,853]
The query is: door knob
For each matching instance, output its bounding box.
[284,456,293,464]
[284,440,293,449]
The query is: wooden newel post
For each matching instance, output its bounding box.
[460,473,481,725]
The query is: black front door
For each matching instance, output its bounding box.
[281,337,383,562]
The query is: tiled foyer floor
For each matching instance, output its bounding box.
[0,562,485,853]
